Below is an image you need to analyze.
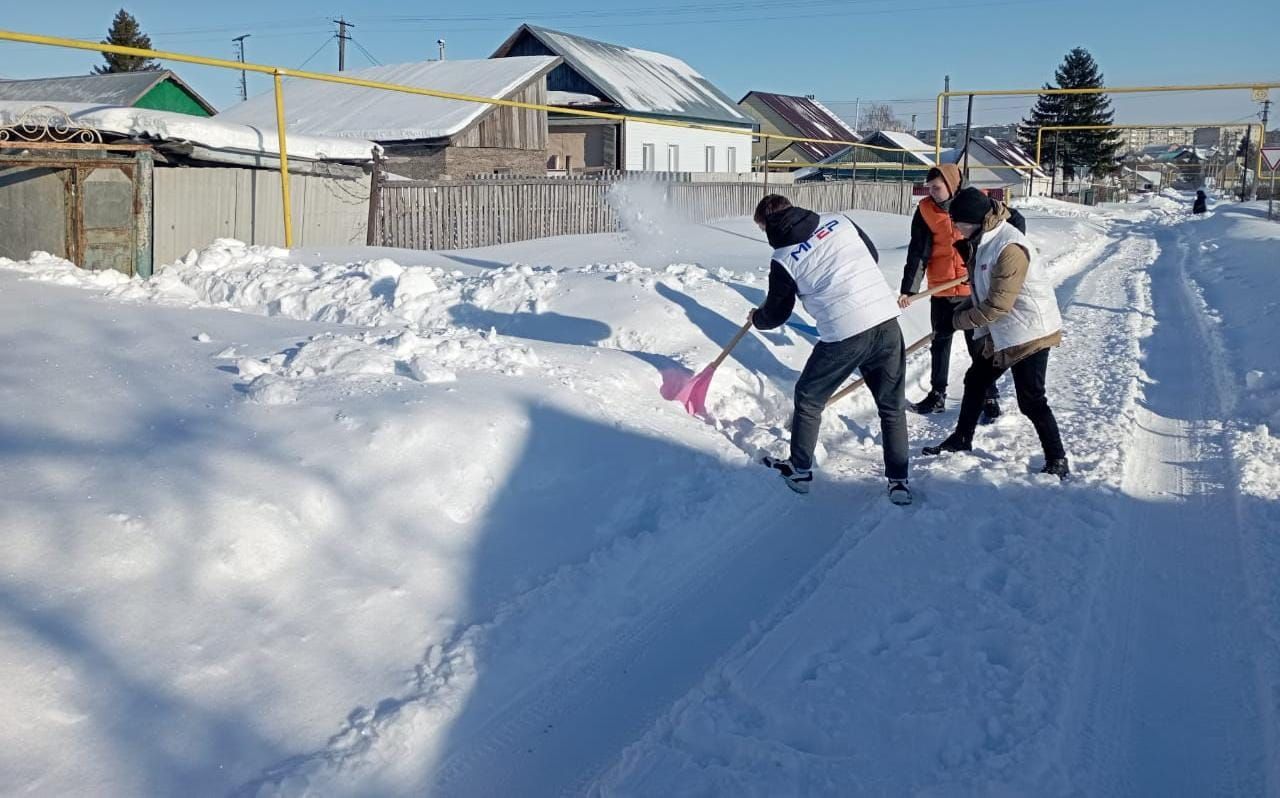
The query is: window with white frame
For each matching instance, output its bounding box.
[705,146,716,172]
[642,143,655,171]
[667,144,680,172]
[727,147,737,172]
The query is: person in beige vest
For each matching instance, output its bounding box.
[921,188,1069,479]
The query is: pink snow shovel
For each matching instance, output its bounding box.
[661,319,754,416]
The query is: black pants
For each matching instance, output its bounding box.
[930,296,998,400]
[955,346,1065,460]
[790,319,909,480]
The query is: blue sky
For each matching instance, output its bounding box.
[2,0,1276,128]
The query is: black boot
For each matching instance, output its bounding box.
[922,433,972,456]
[910,390,946,415]
[979,397,1001,425]
[1040,457,1070,480]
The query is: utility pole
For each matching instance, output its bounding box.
[962,94,974,182]
[232,34,250,102]
[1237,122,1252,201]
[852,97,861,133]
[1256,98,1270,202]
[942,75,951,143]
[333,17,354,72]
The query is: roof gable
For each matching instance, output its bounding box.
[741,91,858,160]
[493,25,750,127]
[0,70,215,115]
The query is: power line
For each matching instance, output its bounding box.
[356,0,1046,33]
[351,38,382,67]
[71,20,331,39]
[295,36,335,71]
[361,0,911,23]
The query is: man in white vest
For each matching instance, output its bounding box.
[749,195,911,506]
[921,187,1069,479]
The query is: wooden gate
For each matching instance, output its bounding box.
[0,106,154,276]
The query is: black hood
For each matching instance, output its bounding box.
[764,206,820,249]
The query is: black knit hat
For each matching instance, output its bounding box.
[948,187,992,225]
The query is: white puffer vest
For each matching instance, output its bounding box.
[771,214,900,343]
[969,221,1062,351]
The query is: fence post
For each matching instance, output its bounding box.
[365,151,383,246]
[762,135,769,193]
[899,151,906,213]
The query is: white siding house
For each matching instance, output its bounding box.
[622,119,750,174]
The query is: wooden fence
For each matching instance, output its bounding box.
[374,177,913,251]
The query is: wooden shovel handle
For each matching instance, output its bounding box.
[709,319,754,370]
[825,332,934,408]
[822,280,963,409]
[905,275,968,305]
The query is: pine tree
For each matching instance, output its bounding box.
[92,9,161,74]
[1017,48,1121,181]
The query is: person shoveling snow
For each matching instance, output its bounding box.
[920,187,1070,479]
[748,195,911,506]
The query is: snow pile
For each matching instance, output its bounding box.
[110,239,559,332]
[235,327,539,405]
[1171,202,1280,427]
[1233,424,1280,501]
[0,251,132,289]
[1012,195,1106,220]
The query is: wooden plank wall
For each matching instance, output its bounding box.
[376,177,911,250]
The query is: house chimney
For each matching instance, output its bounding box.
[437,39,446,60]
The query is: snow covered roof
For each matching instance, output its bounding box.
[977,136,1047,178]
[940,145,1026,188]
[866,130,935,164]
[493,25,751,127]
[944,136,1047,181]
[0,101,375,163]
[739,91,859,160]
[217,57,560,143]
[0,71,216,114]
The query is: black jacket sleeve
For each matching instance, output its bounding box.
[752,261,797,330]
[1007,205,1026,234]
[900,207,932,296]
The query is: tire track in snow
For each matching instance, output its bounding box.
[1056,216,1269,796]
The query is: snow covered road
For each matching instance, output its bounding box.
[1,194,1276,796]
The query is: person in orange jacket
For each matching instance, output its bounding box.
[899,164,1022,420]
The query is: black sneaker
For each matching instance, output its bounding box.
[979,397,1001,425]
[761,455,813,494]
[922,433,973,456]
[910,390,946,415]
[887,479,912,506]
[1040,457,1071,480]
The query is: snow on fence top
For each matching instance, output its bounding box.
[0,101,376,162]
[216,57,560,143]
